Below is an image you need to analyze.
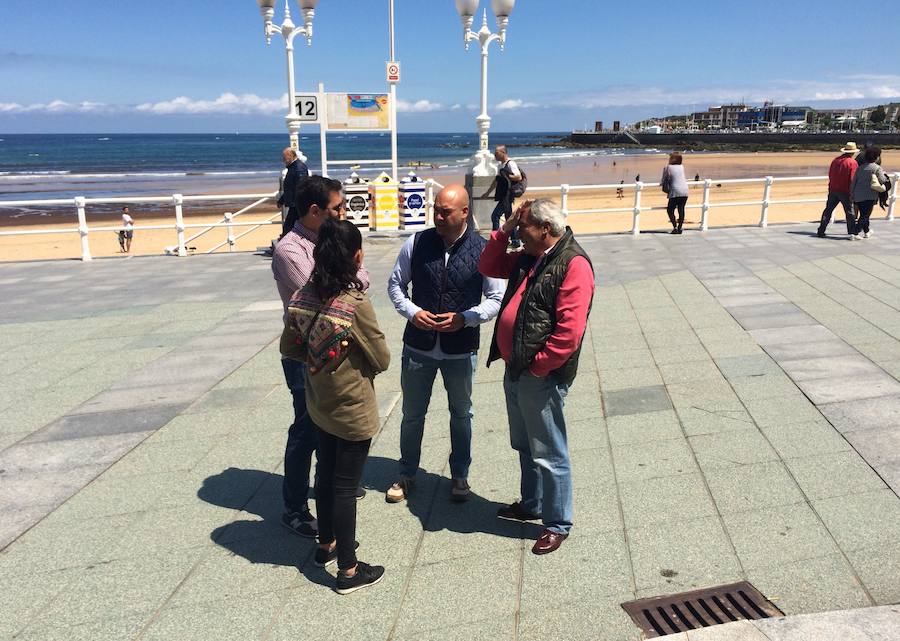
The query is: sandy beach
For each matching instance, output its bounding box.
[1,150,897,262]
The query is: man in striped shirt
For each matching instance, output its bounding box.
[272,175,369,538]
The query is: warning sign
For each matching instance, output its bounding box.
[386,61,400,83]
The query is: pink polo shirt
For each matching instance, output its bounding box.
[479,230,594,377]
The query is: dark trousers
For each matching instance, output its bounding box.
[281,359,317,514]
[856,200,876,234]
[315,429,371,571]
[491,198,513,231]
[281,206,299,237]
[817,192,854,235]
[666,196,688,230]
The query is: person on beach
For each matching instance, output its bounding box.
[273,175,368,539]
[662,152,690,234]
[278,147,310,238]
[483,145,523,235]
[385,184,505,503]
[617,180,624,198]
[816,142,859,238]
[118,206,133,253]
[282,218,390,594]
[478,199,594,556]
[850,146,888,240]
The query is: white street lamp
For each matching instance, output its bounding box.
[456,0,514,176]
[256,0,318,158]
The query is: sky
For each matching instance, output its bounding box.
[2,0,900,134]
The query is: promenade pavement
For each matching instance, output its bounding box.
[1,220,900,641]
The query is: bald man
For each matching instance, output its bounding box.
[278,147,310,237]
[387,185,505,503]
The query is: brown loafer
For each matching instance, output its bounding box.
[532,529,568,555]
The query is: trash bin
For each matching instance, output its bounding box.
[399,171,427,229]
[368,171,399,231]
[343,172,370,230]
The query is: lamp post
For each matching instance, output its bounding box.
[455,0,515,177]
[256,0,318,160]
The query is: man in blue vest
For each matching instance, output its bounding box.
[386,184,505,503]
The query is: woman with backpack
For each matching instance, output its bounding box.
[662,152,690,234]
[850,146,888,239]
[282,218,391,594]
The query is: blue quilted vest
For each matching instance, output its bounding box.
[403,226,487,354]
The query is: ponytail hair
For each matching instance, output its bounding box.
[310,218,363,302]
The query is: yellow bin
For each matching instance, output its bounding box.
[368,171,399,231]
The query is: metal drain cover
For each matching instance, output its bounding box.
[621,581,783,638]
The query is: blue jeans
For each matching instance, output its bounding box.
[503,369,573,535]
[399,346,477,479]
[281,358,318,514]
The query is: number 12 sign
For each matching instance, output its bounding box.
[295,96,319,122]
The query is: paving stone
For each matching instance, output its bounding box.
[394,616,516,641]
[722,502,839,571]
[784,450,887,501]
[518,593,641,641]
[819,394,900,433]
[648,344,711,365]
[603,385,673,417]
[606,410,684,446]
[628,516,743,593]
[749,325,839,347]
[795,373,900,405]
[612,438,699,482]
[846,542,900,606]
[141,591,286,641]
[600,366,665,391]
[746,554,871,616]
[754,605,900,641]
[704,461,805,514]
[762,339,858,361]
[760,420,852,459]
[713,354,782,379]
[619,473,716,529]
[689,429,780,469]
[736,312,819,331]
[778,355,884,382]
[814,489,900,552]
[742,396,826,428]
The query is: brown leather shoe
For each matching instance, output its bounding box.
[532,529,568,555]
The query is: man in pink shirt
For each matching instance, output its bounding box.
[479,199,594,555]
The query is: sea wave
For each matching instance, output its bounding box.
[0,169,281,181]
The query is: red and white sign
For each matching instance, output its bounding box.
[386,61,400,83]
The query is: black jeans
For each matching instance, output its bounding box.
[817,192,854,235]
[856,200,876,234]
[666,196,688,230]
[281,359,318,514]
[491,198,513,231]
[281,206,299,237]
[315,429,371,571]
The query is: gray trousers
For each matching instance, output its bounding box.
[817,192,855,235]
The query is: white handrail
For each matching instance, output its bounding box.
[3,171,898,262]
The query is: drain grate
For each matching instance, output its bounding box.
[621,581,783,638]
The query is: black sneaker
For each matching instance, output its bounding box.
[281,509,317,538]
[817,231,826,238]
[314,541,360,568]
[497,501,541,523]
[356,487,367,501]
[335,561,385,595]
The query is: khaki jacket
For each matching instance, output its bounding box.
[280,286,390,441]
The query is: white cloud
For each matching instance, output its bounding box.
[396,99,444,113]
[0,100,110,114]
[495,98,538,111]
[450,103,462,111]
[135,92,287,115]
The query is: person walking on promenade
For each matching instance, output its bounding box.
[118,206,134,253]
[273,175,368,539]
[661,152,690,234]
[278,147,310,238]
[478,199,595,555]
[282,218,390,594]
[385,184,505,503]
[816,142,859,238]
[483,145,524,233]
[850,146,888,240]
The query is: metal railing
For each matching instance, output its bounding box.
[1,172,896,262]
[528,172,899,236]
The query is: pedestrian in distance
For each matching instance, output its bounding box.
[385,184,505,504]
[617,180,624,199]
[282,218,390,594]
[118,206,134,253]
[273,175,368,541]
[850,146,888,240]
[661,152,690,234]
[478,199,595,556]
[483,145,525,240]
[816,142,859,238]
[278,147,310,238]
